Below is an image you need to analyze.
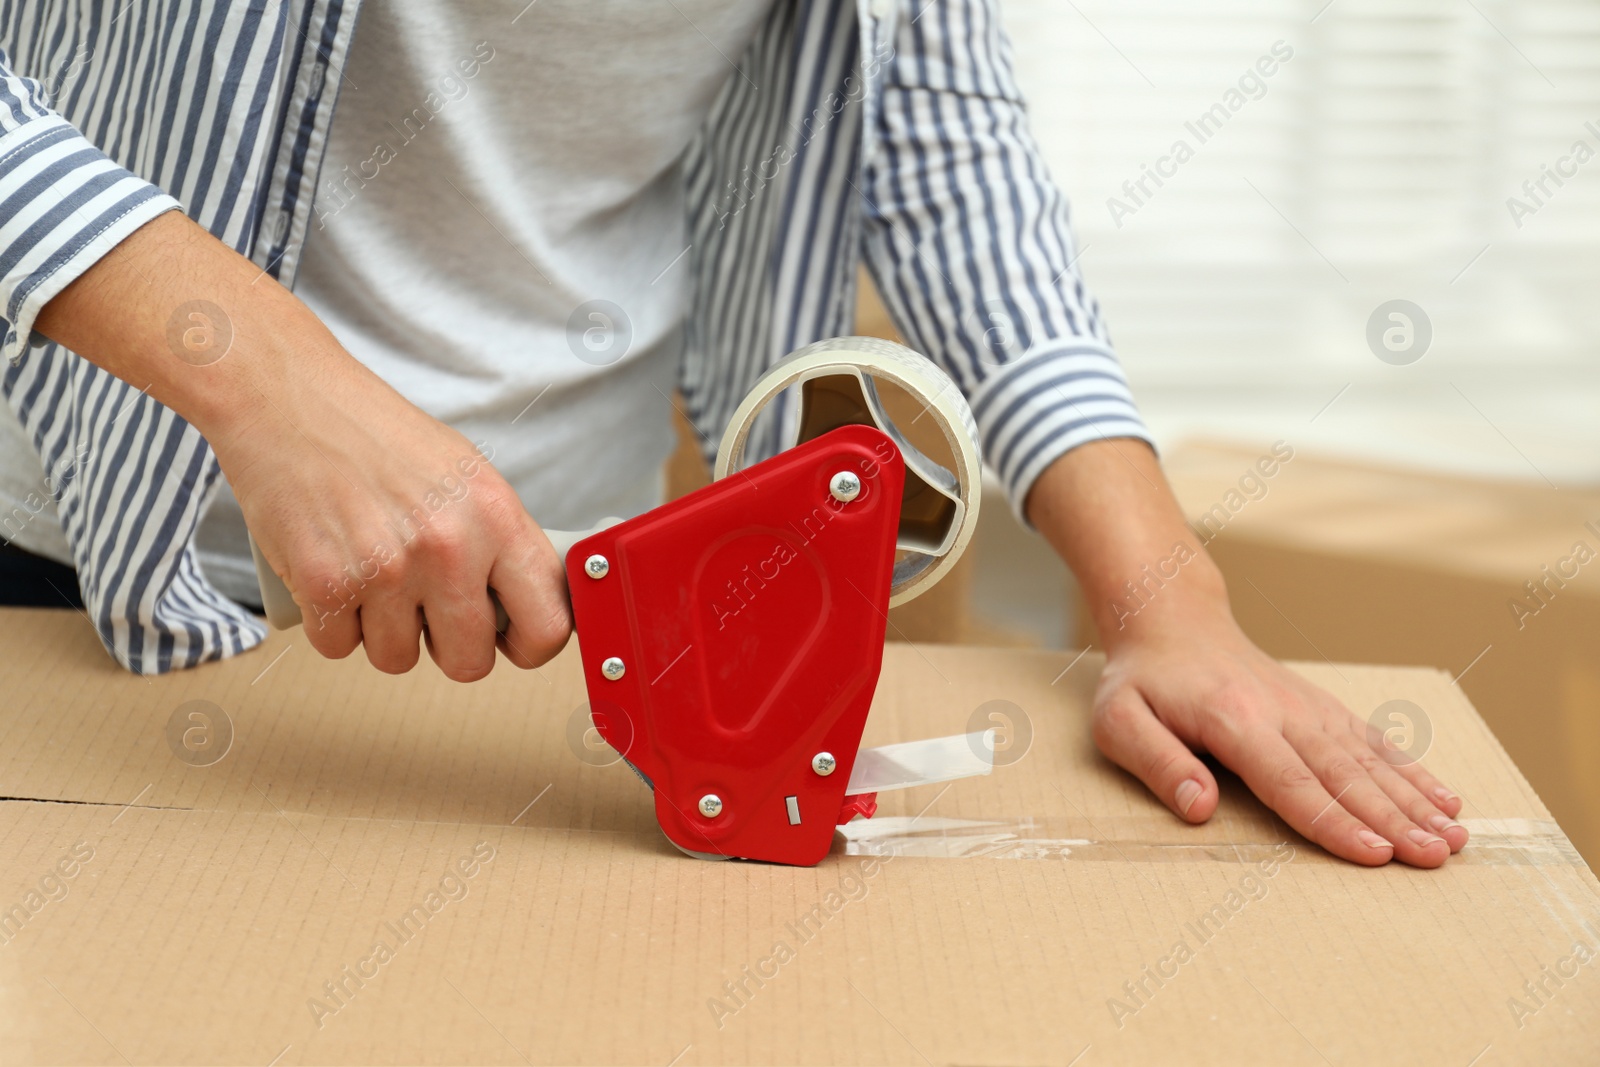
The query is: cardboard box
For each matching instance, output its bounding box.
[1074,441,1600,869]
[1,607,1596,1065]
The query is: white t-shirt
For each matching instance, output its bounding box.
[180,0,772,601]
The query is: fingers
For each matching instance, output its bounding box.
[421,580,499,682]
[251,429,571,677]
[294,566,362,660]
[1207,724,1398,867]
[1093,690,1219,823]
[1365,725,1465,820]
[358,593,424,675]
[1286,728,1452,868]
[288,520,561,678]
[1360,751,1469,854]
[488,523,572,670]
[1340,719,1468,852]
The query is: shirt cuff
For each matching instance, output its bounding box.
[968,339,1157,526]
[1,114,183,365]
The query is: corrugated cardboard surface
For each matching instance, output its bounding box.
[1079,440,1600,868]
[2,608,1597,1065]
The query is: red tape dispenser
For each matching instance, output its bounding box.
[246,337,994,866]
[567,338,994,865]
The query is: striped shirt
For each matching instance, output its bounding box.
[0,0,1152,674]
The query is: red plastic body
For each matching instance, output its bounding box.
[566,424,905,866]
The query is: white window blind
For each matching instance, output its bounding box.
[1002,0,1600,483]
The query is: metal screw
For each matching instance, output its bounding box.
[698,794,724,818]
[812,752,836,776]
[601,657,625,681]
[829,471,861,503]
[584,554,609,579]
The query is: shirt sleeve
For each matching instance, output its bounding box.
[859,0,1156,525]
[0,50,182,366]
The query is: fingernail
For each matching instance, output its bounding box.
[1427,814,1459,834]
[1175,779,1203,816]
[1357,830,1391,850]
[1433,787,1458,804]
[1407,828,1445,847]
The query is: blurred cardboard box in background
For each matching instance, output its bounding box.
[1076,440,1600,868]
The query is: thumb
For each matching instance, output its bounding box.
[1092,688,1218,823]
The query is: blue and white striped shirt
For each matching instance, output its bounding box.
[0,0,1151,673]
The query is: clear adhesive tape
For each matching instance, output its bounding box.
[713,337,982,607]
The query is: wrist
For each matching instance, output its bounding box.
[1019,439,1240,652]
[177,284,328,441]
[1088,550,1234,652]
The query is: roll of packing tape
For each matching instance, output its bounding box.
[714,336,981,607]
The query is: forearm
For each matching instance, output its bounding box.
[32,209,352,440]
[1023,438,1232,648]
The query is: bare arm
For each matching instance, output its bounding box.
[35,210,569,679]
[1026,438,1468,868]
